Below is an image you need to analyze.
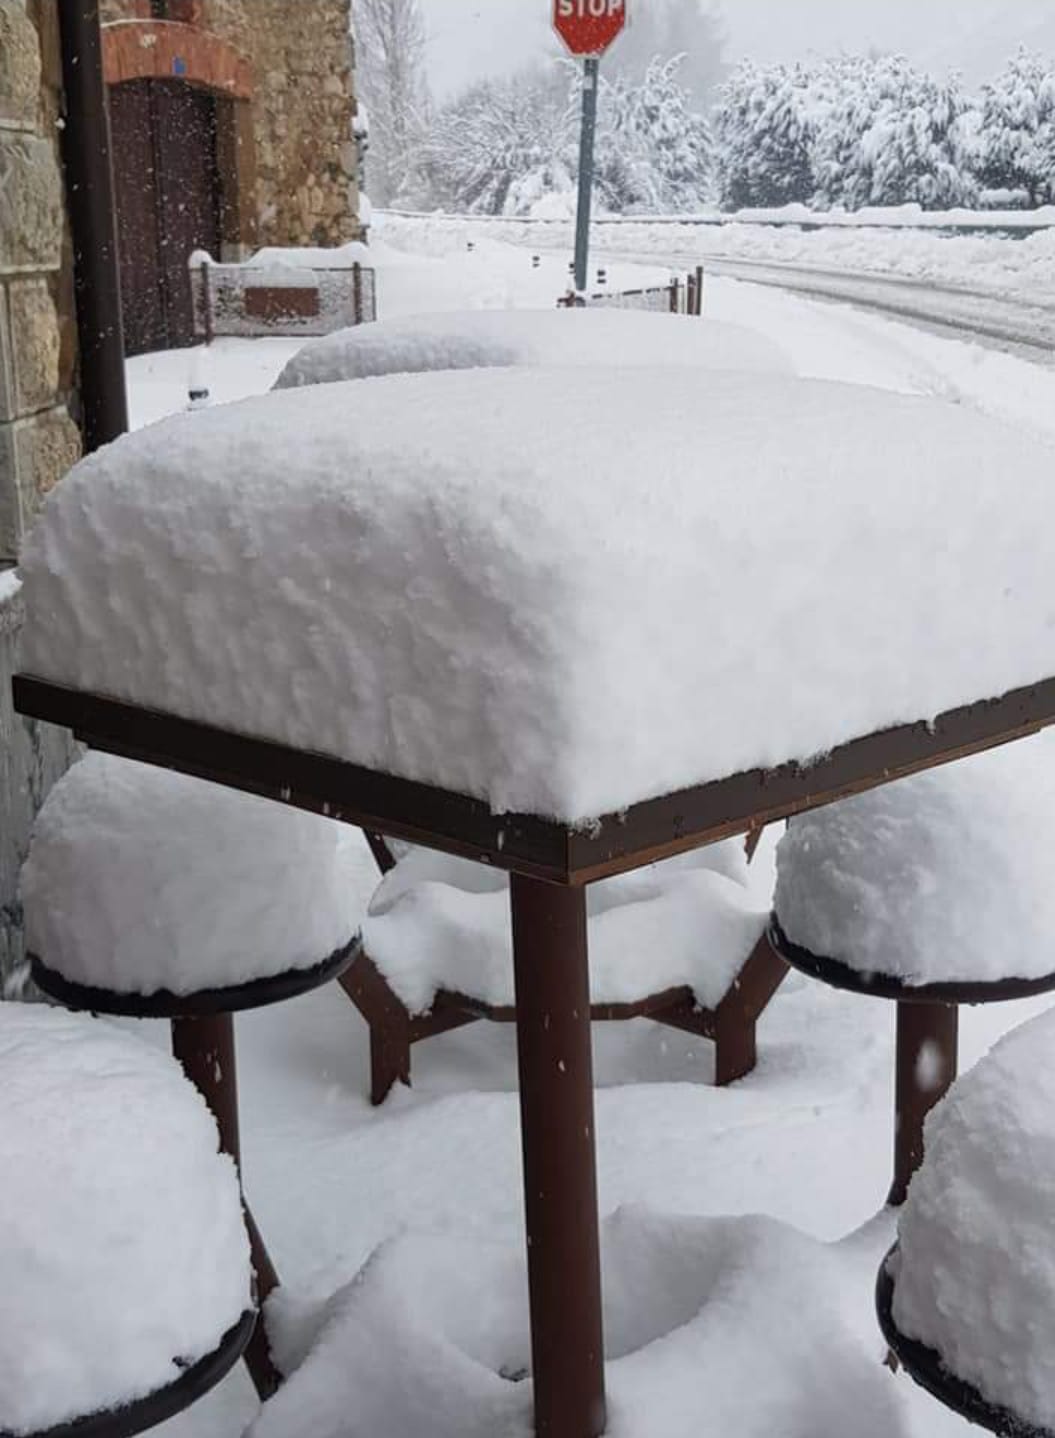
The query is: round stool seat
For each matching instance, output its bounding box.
[29,940,356,1018]
[879,1008,1055,1432]
[0,1312,255,1438]
[21,753,360,1002]
[876,1250,1053,1438]
[768,917,1055,1005]
[773,734,1055,992]
[0,1003,253,1437]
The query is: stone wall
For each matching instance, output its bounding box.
[0,0,79,977]
[101,0,361,249]
[0,0,81,561]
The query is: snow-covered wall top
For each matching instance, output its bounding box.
[383,205,1055,233]
[18,368,1055,821]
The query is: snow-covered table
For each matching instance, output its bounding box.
[14,367,1055,1438]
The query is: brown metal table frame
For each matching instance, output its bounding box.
[15,672,1055,1438]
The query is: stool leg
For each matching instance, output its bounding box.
[171,1014,282,1399]
[889,1003,958,1207]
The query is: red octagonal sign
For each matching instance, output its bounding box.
[553,0,627,57]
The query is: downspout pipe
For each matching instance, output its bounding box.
[57,1,129,451]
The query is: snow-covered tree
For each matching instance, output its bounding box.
[812,57,976,210]
[972,49,1055,205]
[421,57,711,217]
[352,0,429,206]
[610,0,728,110]
[594,57,712,213]
[422,66,574,216]
[713,62,815,210]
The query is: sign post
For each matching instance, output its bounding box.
[553,0,627,295]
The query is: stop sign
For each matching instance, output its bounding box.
[553,0,627,57]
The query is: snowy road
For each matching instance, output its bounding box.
[614,246,1055,361]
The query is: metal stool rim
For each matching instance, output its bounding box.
[0,1309,255,1438]
[877,1247,1054,1438]
[29,936,357,1017]
[768,917,1055,1005]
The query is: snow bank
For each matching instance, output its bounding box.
[248,1206,908,1438]
[0,1002,250,1433]
[774,732,1055,985]
[21,752,360,995]
[19,368,1055,822]
[891,1006,1055,1429]
[0,567,19,606]
[382,210,1055,304]
[273,309,791,389]
[364,842,764,1013]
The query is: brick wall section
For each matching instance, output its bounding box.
[102,20,252,98]
[0,0,79,978]
[102,0,360,248]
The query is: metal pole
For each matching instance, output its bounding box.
[573,57,600,295]
[510,873,606,1437]
[171,1014,282,1399]
[889,1003,958,1207]
[56,1,129,451]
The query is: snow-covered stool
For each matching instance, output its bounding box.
[877,1007,1055,1437]
[20,752,360,1399]
[345,840,786,1104]
[770,734,1055,1205]
[0,1001,253,1438]
[272,307,792,391]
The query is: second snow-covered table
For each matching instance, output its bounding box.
[14,366,1055,1438]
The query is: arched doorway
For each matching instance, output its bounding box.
[102,19,254,355]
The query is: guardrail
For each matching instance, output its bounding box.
[559,266,705,316]
[383,207,1055,238]
[190,254,378,341]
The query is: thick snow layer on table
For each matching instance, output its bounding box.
[20,368,1055,822]
[0,1002,250,1434]
[892,1007,1055,1429]
[248,1206,909,1438]
[364,841,764,1013]
[21,752,359,995]
[272,309,791,389]
[774,732,1055,985]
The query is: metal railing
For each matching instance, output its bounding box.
[559,266,705,316]
[190,256,377,341]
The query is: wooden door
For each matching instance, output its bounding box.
[108,79,222,354]
[110,82,167,355]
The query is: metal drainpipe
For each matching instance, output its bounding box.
[57,1,129,451]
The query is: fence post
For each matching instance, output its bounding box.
[201,260,214,346]
[695,265,705,317]
[353,262,364,326]
[669,279,679,314]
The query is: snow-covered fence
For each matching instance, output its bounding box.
[190,253,378,341]
[560,267,704,317]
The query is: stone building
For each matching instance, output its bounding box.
[98,0,362,351]
[1,0,80,974]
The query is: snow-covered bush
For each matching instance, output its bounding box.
[713,61,816,210]
[971,48,1055,205]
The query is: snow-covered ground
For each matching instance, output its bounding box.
[113,221,1055,1437]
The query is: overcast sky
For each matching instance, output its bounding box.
[419,0,1055,98]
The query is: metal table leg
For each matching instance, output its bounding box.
[510,874,606,1438]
